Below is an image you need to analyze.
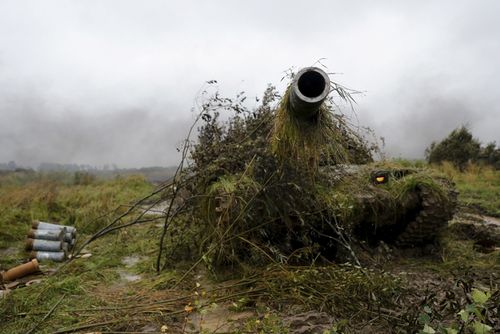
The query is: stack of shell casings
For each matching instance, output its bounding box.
[25,221,77,262]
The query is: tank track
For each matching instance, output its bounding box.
[395,178,458,247]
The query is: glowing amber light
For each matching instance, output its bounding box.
[375,176,385,183]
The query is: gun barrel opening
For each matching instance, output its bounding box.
[298,70,327,98]
[289,67,330,119]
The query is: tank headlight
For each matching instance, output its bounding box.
[371,171,389,184]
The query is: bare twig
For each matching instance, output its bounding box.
[25,293,65,334]
[156,108,204,272]
[53,319,122,334]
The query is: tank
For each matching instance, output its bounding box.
[178,67,458,265]
[323,164,458,247]
[290,68,457,248]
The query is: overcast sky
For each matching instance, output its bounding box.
[0,0,499,168]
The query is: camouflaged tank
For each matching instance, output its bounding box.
[190,67,459,266]
[284,67,458,248]
[321,164,458,247]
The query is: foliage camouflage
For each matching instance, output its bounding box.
[163,69,458,268]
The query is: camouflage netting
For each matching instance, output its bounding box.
[161,73,456,269]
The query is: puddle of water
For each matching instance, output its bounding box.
[459,213,500,228]
[117,255,145,283]
[483,216,500,227]
[118,270,142,282]
[121,255,144,268]
[141,201,169,216]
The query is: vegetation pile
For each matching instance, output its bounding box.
[157,76,384,270]
[156,72,456,271]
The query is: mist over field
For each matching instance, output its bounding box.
[0,0,499,168]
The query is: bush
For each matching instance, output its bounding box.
[426,126,499,170]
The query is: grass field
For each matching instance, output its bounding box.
[0,166,498,333]
[436,162,500,217]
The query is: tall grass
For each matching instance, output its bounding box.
[0,172,153,251]
[0,172,168,333]
[271,87,349,169]
[433,162,500,216]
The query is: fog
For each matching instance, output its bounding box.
[0,0,499,167]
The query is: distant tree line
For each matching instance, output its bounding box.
[425,126,500,170]
[0,161,22,171]
[0,161,176,184]
[0,161,114,172]
[37,162,119,172]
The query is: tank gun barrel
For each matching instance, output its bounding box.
[288,67,330,119]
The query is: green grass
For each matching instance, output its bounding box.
[1,222,178,333]
[1,167,499,333]
[271,87,350,168]
[389,232,500,278]
[434,162,500,216]
[0,171,153,253]
[0,171,164,333]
